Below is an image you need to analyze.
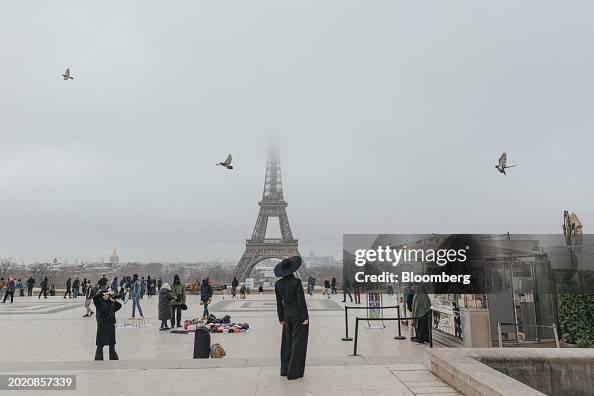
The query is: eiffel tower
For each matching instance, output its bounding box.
[233,149,306,280]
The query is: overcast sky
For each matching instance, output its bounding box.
[1,1,593,263]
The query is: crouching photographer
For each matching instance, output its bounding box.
[93,290,122,360]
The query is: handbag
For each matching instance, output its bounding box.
[180,303,188,310]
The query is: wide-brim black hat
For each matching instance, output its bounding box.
[274,256,302,278]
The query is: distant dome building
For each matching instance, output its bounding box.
[109,250,119,267]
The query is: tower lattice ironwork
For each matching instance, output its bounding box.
[233,149,306,280]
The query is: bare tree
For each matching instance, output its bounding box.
[0,257,16,277]
[30,263,56,283]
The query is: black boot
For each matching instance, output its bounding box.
[108,345,119,360]
[94,346,104,361]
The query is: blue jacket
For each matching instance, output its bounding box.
[131,280,142,299]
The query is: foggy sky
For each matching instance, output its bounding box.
[1,1,593,263]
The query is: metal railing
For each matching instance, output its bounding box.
[352,314,433,356]
[341,305,401,341]
[497,321,560,348]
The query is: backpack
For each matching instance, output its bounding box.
[210,343,226,358]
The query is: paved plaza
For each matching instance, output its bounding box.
[0,293,460,395]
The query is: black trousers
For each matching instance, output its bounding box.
[94,345,118,360]
[28,287,33,296]
[171,306,182,327]
[343,290,353,302]
[38,288,47,298]
[2,291,14,303]
[415,313,431,344]
[281,317,309,380]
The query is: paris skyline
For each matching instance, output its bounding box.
[2,1,594,262]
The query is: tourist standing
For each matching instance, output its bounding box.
[110,277,118,294]
[412,285,431,344]
[84,281,97,317]
[93,290,121,360]
[63,278,72,299]
[331,276,337,294]
[157,277,162,291]
[200,277,213,318]
[82,278,87,296]
[274,256,309,380]
[38,277,48,299]
[72,277,80,298]
[354,285,361,305]
[231,276,238,299]
[158,283,174,330]
[98,274,108,291]
[16,279,24,297]
[342,277,353,303]
[323,279,331,297]
[130,274,144,319]
[26,277,35,296]
[171,274,186,327]
[0,278,6,300]
[146,276,151,297]
[306,275,315,296]
[2,278,16,303]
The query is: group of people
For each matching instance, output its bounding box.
[230,276,247,299]
[1,277,21,303]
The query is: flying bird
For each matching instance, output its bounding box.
[495,152,517,175]
[62,68,74,80]
[217,154,234,169]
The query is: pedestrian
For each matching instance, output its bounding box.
[354,285,361,305]
[63,278,72,299]
[73,277,80,298]
[2,278,16,303]
[0,277,6,300]
[82,278,87,296]
[171,274,186,327]
[158,283,175,330]
[331,276,337,294]
[16,279,24,297]
[274,256,309,380]
[26,276,35,297]
[259,284,264,294]
[342,277,353,303]
[140,277,146,299]
[323,279,331,297]
[84,281,97,317]
[412,285,431,344]
[98,274,108,291]
[231,276,238,299]
[49,284,56,296]
[239,283,247,299]
[157,277,162,291]
[93,290,121,360]
[38,277,48,299]
[130,274,144,319]
[307,275,315,296]
[200,277,213,318]
[110,277,118,294]
[147,276,153,297]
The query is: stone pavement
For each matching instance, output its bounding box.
[0,293,460,395]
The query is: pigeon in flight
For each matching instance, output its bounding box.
[495,152,517,175]
[62,68,74,80]
[217,154,234,169]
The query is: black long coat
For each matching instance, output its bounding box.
[158,288,175,320]
[93,293,122,347]
[275,274,309,379]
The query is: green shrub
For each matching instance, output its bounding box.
[558,293,594,348]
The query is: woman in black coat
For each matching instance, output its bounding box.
[274,257,309,380]
[200,278,213,318]
[93,290,122,360]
